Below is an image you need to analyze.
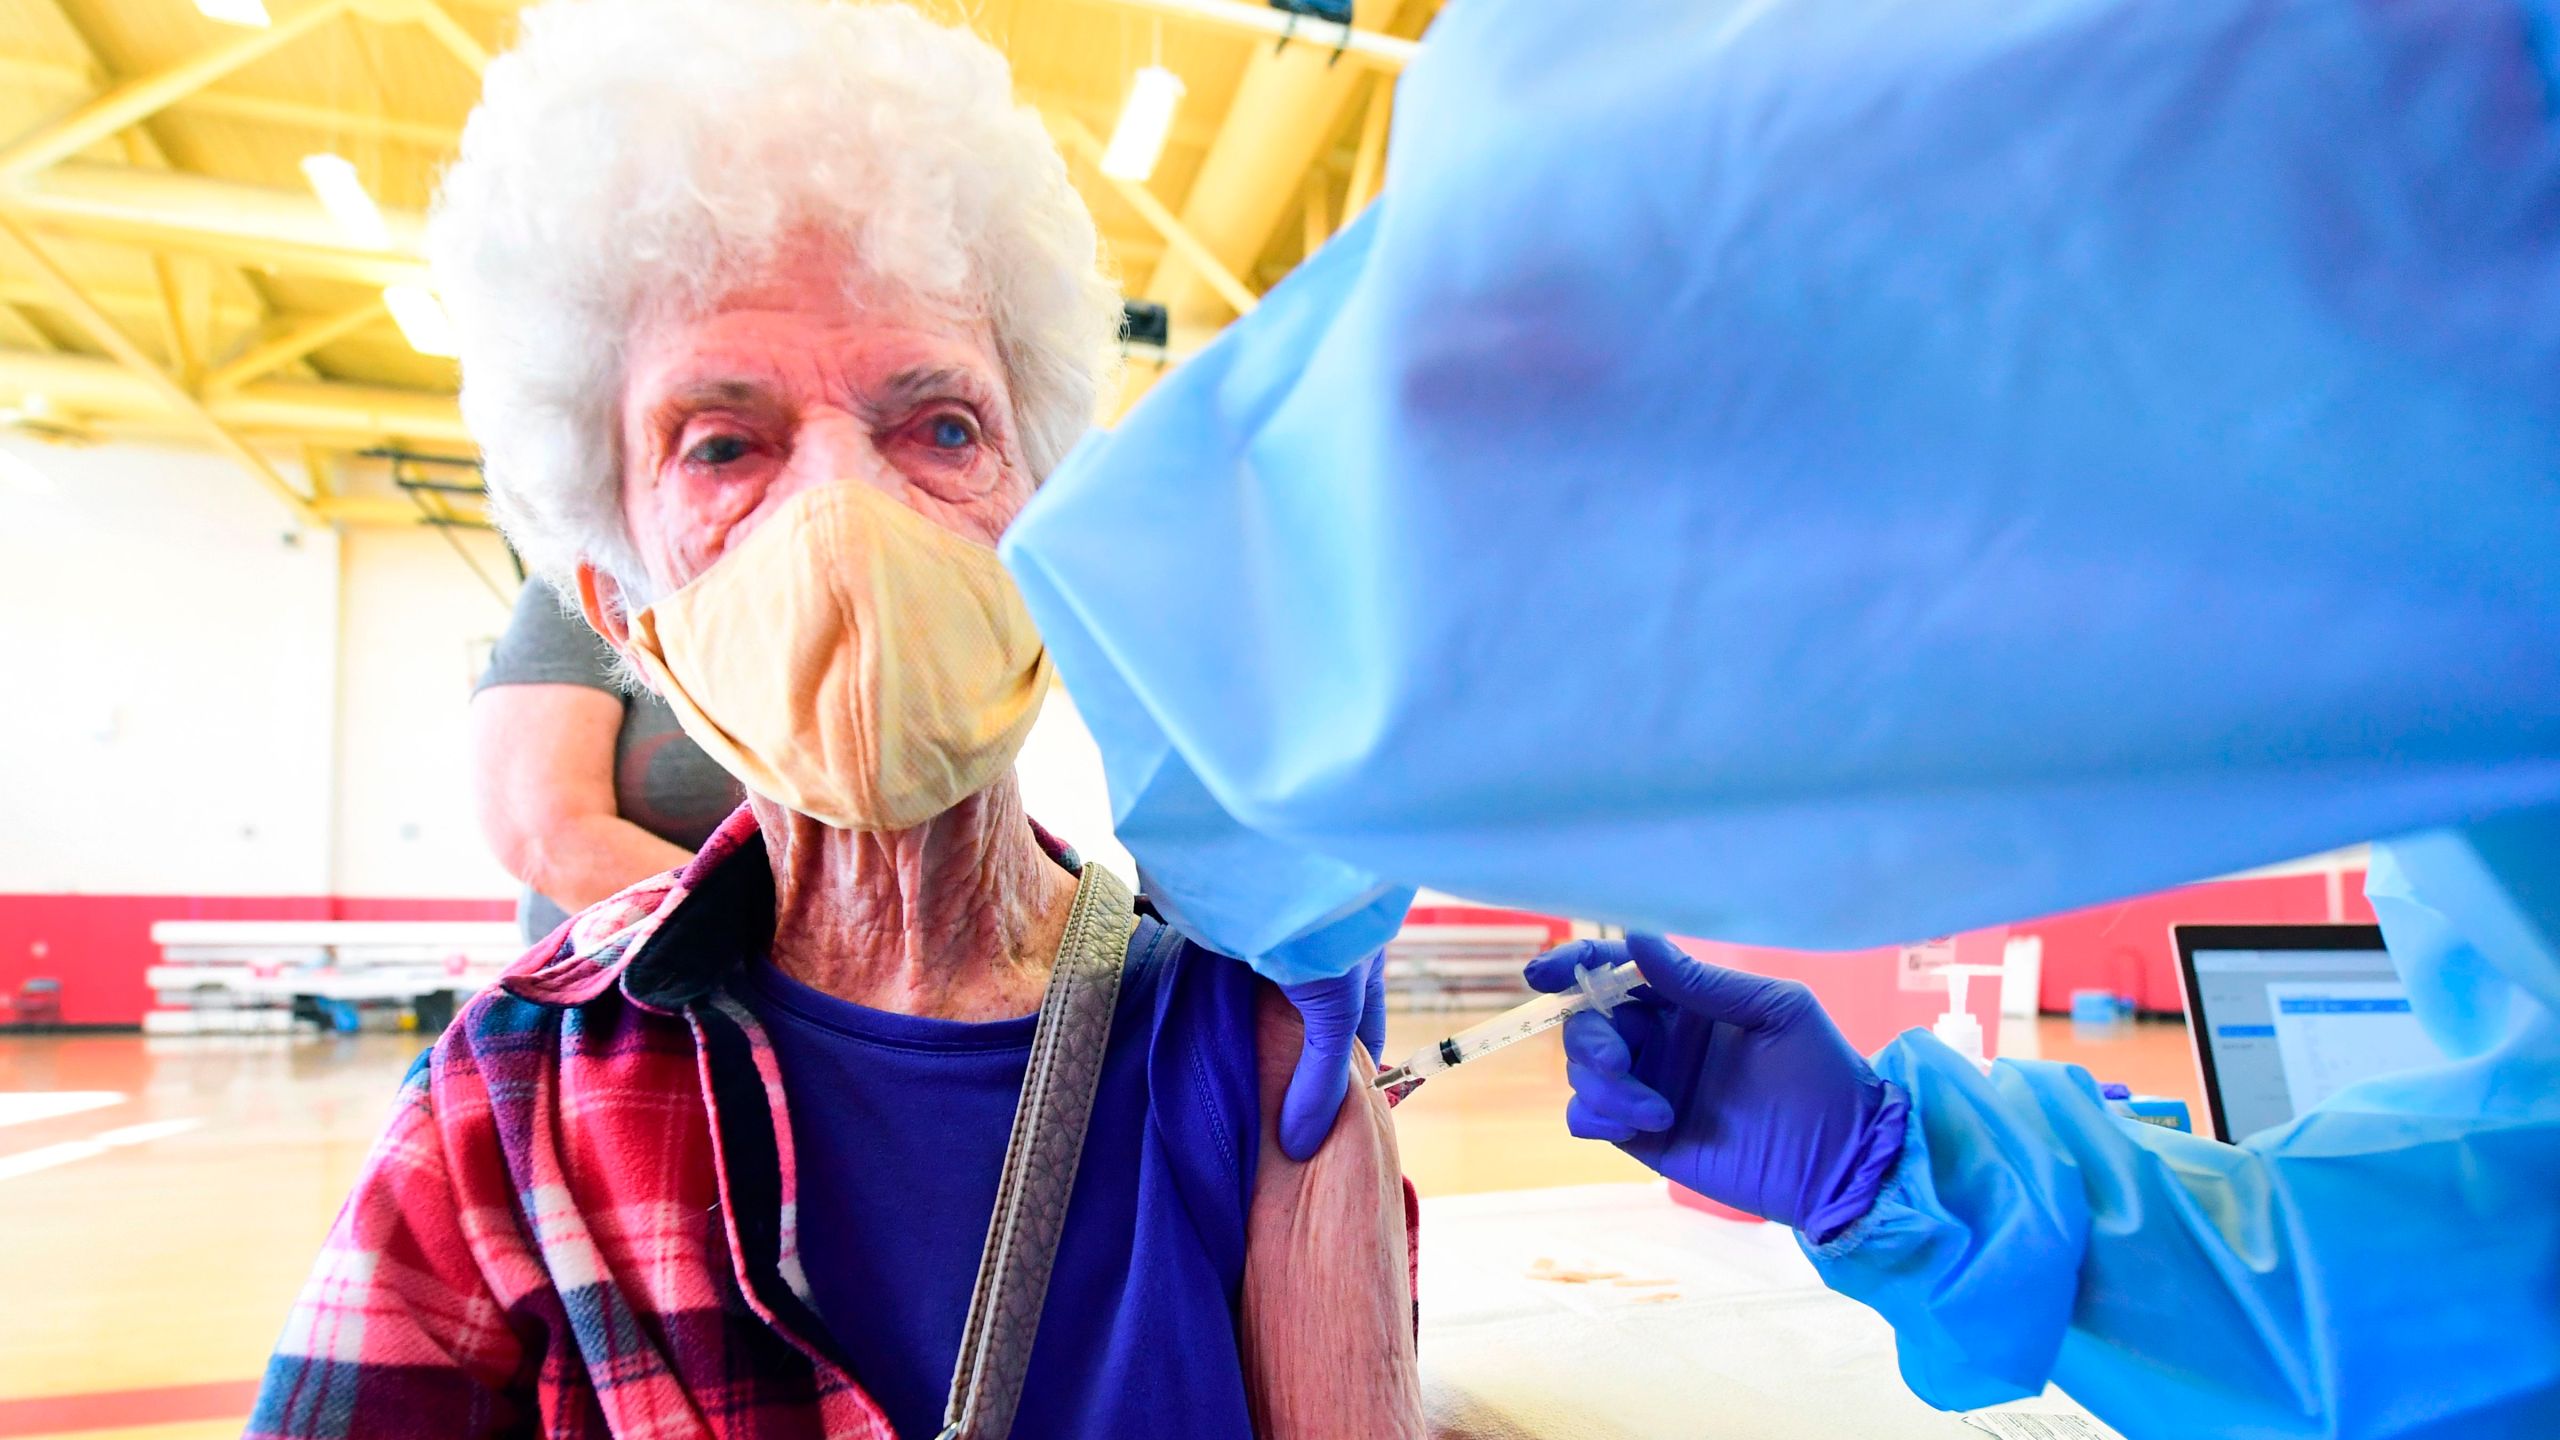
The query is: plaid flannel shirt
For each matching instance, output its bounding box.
[249,806,1416,1439]
[247,804,889,1438]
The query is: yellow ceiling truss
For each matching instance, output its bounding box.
[0,0,1429,526]
[0,0,359,180]
[0,208,323,522]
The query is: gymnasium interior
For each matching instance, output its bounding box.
[0,2,2430,1437]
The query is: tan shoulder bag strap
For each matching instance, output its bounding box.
[937,862,1138,1440]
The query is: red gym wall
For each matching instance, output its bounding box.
[0,894,515,1026]
[0,872,2370,1030]
[2010,869,2372,1013]
[1402,902,1575,946]
[1677,869,2373,1059]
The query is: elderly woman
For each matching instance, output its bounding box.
[247,2,1419,1437]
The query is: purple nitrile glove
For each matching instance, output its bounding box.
[1525,934,1909,1243]
[1276,948,1390,1161]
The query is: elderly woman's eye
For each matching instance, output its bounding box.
[924,413,979,451]
[684,434,751,467]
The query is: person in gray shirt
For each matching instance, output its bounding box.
[471,578,744,940]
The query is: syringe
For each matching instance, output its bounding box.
[1373,959,1647,1101]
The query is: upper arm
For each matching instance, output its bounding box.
[469,682,627,874]
[471,578,634,873]
[1239,985,1423,1439]
[248,1059,528,1438]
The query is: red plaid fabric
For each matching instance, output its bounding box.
[249,806,892,1438]
[248,806,1420,1438]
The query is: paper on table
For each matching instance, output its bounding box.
[1963,1414,2121,1439]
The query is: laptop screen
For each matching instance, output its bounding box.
[2176,926,2441,1142]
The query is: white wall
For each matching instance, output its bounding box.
[0,436,516,900]
[332,524,519,898]
[0,436,339,895]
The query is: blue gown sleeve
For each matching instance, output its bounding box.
[1002,0,2560,978]
[1805,818,2560,1437]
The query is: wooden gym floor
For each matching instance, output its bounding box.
[0,1010,2198,1439]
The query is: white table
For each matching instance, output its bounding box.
[1418,1184,2122,1440]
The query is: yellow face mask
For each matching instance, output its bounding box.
[626,482,1052,832]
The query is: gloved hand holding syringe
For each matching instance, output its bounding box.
[1373,958,1647,1100]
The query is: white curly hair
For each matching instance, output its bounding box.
[427,0,1121,595]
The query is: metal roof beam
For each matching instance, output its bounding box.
[0,216,321,524]
[15,0,287,370]
[0,0,360,179]
[1301,168,1333,257]
[1345,73,1390,216]
[118,132,200,381]
[0,347,467,445]
[204,297,388,394]
[0,162,428,287]
[1134,25,1367,322]
[439,0,1422,68]
[1047,113,1259,317]
[0,275,264,333]
[1065,0,1415,75]
[0,57,1222,161]
[0,302,60,351]
[408,0,492,76]
[0,57,466,152]
[0,157,1181,292]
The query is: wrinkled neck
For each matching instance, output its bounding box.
[758,775,1074,1021]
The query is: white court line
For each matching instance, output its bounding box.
[0,1116,201,1182]
[94,1118,203,1147]
[0,1090,124,1128]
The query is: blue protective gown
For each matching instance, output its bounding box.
[1811,810,2560,1437]
[1003,0,2560,982]
[998,0,2560,1430]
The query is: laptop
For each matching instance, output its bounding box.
[2172,924,2442,1142]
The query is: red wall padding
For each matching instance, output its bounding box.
[1402,903,1575,945]
[2007,871,2372,1013]
[2,872,2371,1028]
[1689,873,2373,1024]
[1418,873,2375,1026]
[0,893,514,1026]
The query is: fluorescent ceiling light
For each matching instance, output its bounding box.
[300,153,392,251]
[196,0,272,28]
[383,283,459,358]
[1100,66,1186,183]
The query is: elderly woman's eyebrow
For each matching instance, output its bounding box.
[642,379,793,454]
[863,364,993,421]
[660,378,788,416]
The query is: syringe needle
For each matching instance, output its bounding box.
[1370,958,1646,1101]
[1372,1062,1425,1101]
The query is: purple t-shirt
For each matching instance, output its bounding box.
[740,914,1264,1439]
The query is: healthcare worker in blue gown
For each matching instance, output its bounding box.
[1521,826,2560,1437]
[999,0,2560,1433]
